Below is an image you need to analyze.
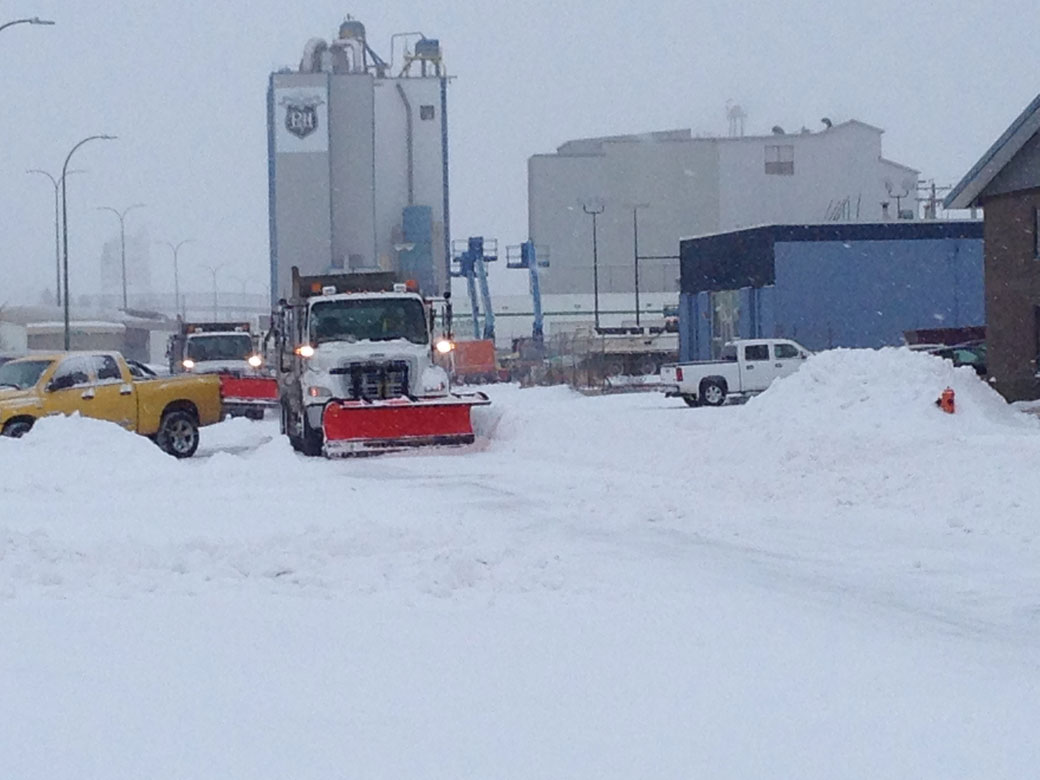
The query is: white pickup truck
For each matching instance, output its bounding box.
[660,338,811,407]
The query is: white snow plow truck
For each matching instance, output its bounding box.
[167,321,278,420]
[272,267,489,456]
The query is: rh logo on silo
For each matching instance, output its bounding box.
[280,95,324,139]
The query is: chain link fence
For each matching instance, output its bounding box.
[505,328,674,393]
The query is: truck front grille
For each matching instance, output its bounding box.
[330,361,410,400]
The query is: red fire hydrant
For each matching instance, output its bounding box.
[936,386,955,414]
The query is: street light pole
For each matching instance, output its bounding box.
[228,275,253,314]
[631,203,650,328]
[0,16,55,34]
[228,275,249,296]
[27,168,83,307]
[158,239,193,318]
[200,264,224,320]
[61,134,116,349]
[97,203,146,310]
[583,201,605,330]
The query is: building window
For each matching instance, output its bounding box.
[420,105,435,121]
[765,144,794,175]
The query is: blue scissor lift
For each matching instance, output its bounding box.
[451,236,498,341]
[505,241,550,347]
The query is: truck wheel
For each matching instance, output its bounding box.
[280,401,290,436]
[282,403,304,452]
[2,419,33,438]
[301,412,324,457]
[156,410,200,458]
[637,356,658,376]
[700,379,727,407]
[681,395,700,408]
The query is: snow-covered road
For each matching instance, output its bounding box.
[3,348,1040,778]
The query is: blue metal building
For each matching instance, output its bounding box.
[677,222,985,361]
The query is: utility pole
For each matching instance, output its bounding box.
[916,178,952,220]
[583,200,605,330]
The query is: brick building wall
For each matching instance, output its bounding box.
[981,188,1040,400]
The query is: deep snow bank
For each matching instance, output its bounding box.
[0,414,177,495]
[745,347,1036,436]
[1,359,1038,603]
[483,384,581,445]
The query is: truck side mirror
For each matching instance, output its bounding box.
[277,304,295,373]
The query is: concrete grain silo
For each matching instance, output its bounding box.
[267,18,450,299]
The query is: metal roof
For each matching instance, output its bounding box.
[680,220,984,244]
[550,119,888,157]
[678,221,984,295]
[945,92,1040,209]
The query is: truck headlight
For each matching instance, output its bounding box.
[307,385,332,398]
[182,359,195,370]
[296,344,315,358]
[435,339,454,355]
[247,354,263,368]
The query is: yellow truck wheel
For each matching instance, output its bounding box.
[1,418,33,438]
[156,410,200,458]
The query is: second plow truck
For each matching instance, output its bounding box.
[273,267,489,457]
[167,321,278,419]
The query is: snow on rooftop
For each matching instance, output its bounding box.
[26,321,127,333]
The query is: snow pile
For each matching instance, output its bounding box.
[0,414,176,495]
[745,347,1036,436]
[4,369,1040,777]
[197,414,274,452]
[485,383,580,445]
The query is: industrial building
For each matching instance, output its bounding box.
[456,119,922,348]
[946,91,1040,401]
[267,19,449,300]
[676,222,984,361]
[0,304,174,363]
[528,119,920,305]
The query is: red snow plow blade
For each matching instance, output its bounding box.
[219,375,279,418]
[321,393,490,456]
[220,375,278,402]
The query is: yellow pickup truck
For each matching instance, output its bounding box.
[0,351,222,457]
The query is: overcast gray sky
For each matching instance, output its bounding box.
[1,0,1036,303]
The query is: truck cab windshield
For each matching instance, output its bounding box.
[186,334,253,362]
[309,298,428,345]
